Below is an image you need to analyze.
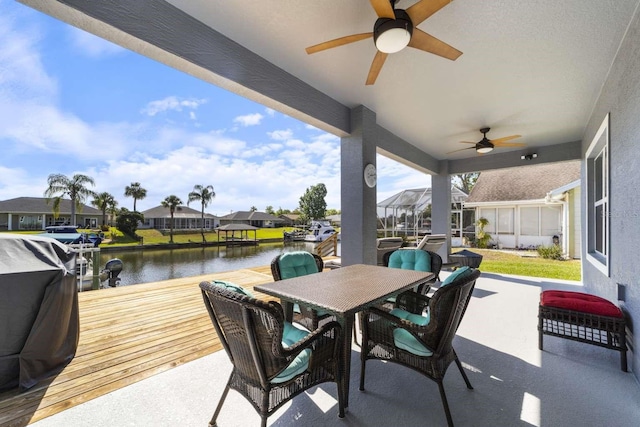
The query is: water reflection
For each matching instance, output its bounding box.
[99,242,322,286]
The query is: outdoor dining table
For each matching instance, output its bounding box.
[254,263,433,408]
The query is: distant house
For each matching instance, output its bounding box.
[464,160,581,258]
[0,197,102,230]
[326,214,341,226]
[278,214,303,227]
[140,205,219,230]
[219,211,283,228]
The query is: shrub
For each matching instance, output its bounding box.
[537,245,565,260]
[475,217,492,248]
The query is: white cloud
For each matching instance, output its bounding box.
[67,26,126,58]
[141,96,207,116]
[265,107,275,117]
[233,113,263,127]
[268,129,293,141]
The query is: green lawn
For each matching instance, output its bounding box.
[458,248,581,281]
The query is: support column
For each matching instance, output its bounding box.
[7,213,12,231]
[341,106,378,266]
[431,161,452,260]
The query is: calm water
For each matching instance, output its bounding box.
[97,242,326,286]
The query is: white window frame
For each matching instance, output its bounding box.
[585,113,609,276]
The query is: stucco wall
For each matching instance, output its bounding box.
[582,6,640,375]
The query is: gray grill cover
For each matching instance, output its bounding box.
[0,234,79,392]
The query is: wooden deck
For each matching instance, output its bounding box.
[0,265,280,427]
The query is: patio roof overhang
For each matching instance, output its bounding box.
[18,0,636,174]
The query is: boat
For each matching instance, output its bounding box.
[66,243,124,291]
[41,225,103,247]
[283,228,307,241]
[304,220,338,243]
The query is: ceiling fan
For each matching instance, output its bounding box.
[305,0,462,85]
[447,128,525,155]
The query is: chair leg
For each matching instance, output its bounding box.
[336,376,346,418]
[209,380,231,427]
[437,381,455,427]
[359,357,366,391]
[454,355,473,390]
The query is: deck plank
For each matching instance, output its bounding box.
[0,265,281,427]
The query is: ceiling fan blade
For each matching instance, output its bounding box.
[369,0,395,18]
[406,0,453,26]
[493,142,526,147]
[306,33,373,54]
[366,51,388,85]
[447,146,475,154]
[408,29,462,61]
[490,134,522,144]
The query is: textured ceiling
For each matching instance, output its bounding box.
[162,0,639,160]
[31,0,635,162]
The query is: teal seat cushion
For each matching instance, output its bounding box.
[272,322,311,384]
[393,329,433,357]
[390,308,430,326]
[388,249,432,272]
[441,266,472,286]
[278,252,319,279]
[211,280,254,297]
[390,308,432,356]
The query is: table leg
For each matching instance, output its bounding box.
[281,300,294,323]
[337,314,354,408]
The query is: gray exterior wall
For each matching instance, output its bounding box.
[581,8,640,376]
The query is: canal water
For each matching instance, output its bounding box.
[98,241,331,286]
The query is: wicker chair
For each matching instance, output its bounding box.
[383,248,443,294]
[199,281,344,427]
[359,267,481,427]
[271,251,333,330]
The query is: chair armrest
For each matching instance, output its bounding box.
[395,290,431,314]
[276,320,342,359]
[365,306,431,334]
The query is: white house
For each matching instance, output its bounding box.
[464,160,581,257]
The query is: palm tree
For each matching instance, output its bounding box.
[161,195,183,243]
[124,182,147,212]
[91,192,118,227]
[44,173,97,226]
[187,184,216,243]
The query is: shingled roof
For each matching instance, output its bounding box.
[141,205,217,219]
[0,197,101,214]
[465,160,581,203]
[219,211,282,222]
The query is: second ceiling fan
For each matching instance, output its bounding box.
[448,128,525,155]
[306,0,462,85]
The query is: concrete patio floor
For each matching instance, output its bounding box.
[30,271,640,426]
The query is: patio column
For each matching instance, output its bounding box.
[341,106,377,266]
[431,161,452,260]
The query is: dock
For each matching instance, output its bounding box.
[0,264,282,427]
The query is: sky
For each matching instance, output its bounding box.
[1,0,431,216]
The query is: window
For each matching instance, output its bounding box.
[520,207,539,235]
[479,208,514,234]
[585,114,609,276]
[520,206,560,236]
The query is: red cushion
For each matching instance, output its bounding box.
[540,290,622,318]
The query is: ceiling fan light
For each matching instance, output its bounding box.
[374,11,413,54]
[376,27,411,53]
[476,146,493,154]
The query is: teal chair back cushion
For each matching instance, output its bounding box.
[278,252,319,279]
[388,249,432,272]
[210,279,254,297]
[441,266,472,286]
